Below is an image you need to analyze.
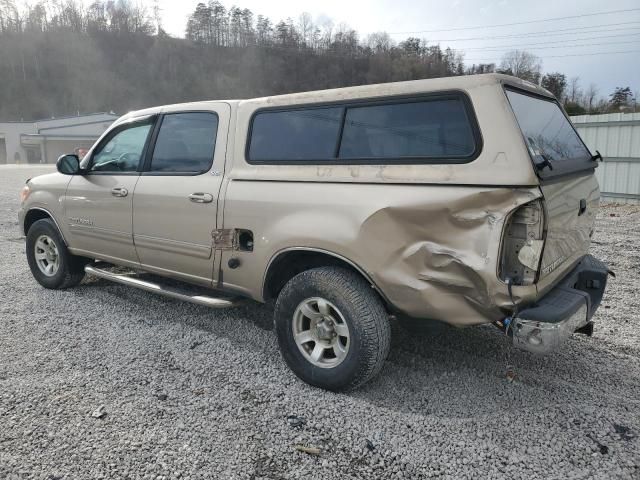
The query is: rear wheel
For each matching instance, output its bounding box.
[26,219,86,289]
[274,266,391,391]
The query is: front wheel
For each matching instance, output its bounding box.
[274,266,391,391]
[26,219,86,289]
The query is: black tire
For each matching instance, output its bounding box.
[274,266,391,391]
[26,218,86,289]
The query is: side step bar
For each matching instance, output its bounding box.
[84,263,244,309]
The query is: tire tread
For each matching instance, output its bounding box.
[275,266,391,390]
[26,218,86,289]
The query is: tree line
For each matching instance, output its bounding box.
[497,50,636,115]
[0,0,635,121]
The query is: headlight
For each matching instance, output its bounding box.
[20,184,31,203]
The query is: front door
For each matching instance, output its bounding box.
[132,105,229,286]
[65,117,155,265]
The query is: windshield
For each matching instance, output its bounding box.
[506,89,592,175]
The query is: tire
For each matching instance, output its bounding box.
[274,266,391,391]
[26,218,86,289]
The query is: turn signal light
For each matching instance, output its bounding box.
[20,184,31,203]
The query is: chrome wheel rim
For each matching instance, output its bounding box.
[34,234,60,277]
[292,297,350,368]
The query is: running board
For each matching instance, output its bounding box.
[84,263,244,309]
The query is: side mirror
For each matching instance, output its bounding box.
[56,154,81,175]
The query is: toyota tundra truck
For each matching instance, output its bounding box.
[18,73,611,390]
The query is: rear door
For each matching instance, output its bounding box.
[505,88,599,280]
[131,104,229,286]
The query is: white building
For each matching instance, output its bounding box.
[0,112,118,164]
[572,112,640,204]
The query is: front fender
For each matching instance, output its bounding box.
[21,172,72,241]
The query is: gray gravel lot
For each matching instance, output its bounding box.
[1,165,639,479]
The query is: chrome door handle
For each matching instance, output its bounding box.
[111,187,128,197]
[188,193,213,203]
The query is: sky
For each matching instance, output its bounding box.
[151,0,639,97]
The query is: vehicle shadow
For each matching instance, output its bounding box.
[356,318,640,418]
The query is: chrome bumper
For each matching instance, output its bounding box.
[511,255,610,354]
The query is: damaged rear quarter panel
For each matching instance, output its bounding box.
[355,186,541,325]
[220,181,541,326]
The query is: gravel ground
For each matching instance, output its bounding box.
[1,165,639,479]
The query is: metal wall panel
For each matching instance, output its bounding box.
[572,113,640,204]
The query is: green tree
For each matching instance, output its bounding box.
[0,0,611,122]
[609,87,632,110]
[563,101,586,116]
[541,72,566,100]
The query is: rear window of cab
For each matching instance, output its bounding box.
[246,93,481,164]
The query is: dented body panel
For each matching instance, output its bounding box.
[219,181,541,325]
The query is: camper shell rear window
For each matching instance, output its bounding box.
[246,92,482,165]
[505,87,596,178]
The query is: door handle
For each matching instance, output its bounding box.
[578,198,587,216]
[111,187,128,197]
[188,193,214,203]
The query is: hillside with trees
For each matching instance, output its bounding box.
[0,0,635,120]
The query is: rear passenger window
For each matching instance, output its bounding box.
[247,95,478,163]
[248,107,343,161]
[150,112,218,173]
[340,99,475,159]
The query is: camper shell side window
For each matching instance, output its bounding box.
[246,92,483,165]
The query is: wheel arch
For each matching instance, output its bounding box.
[262,247,390,306]
[23,207,67,245]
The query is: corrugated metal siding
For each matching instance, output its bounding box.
[572,112,640,204]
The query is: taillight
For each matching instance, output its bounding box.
[499,199,545,286]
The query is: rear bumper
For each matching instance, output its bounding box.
[511,254,610,354]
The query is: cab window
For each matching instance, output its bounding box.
[89,121,153,173]
[149,112,218,173]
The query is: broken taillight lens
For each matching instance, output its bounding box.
[499,199,545,286]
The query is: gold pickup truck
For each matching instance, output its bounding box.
[18,74,611,390]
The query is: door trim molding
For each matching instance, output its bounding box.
[134,234,212,259]
[68,223,131,244]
